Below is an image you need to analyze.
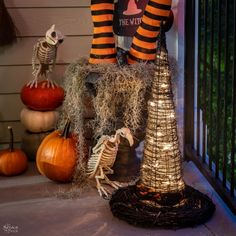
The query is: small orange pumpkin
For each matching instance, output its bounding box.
[36,120,77,182]
[0,127,28,176]
[20,81,64,111]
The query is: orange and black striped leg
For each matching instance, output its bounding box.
[128,0,172,64]
[89,0,117,64]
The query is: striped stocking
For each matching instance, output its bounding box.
[128,0,172,64]
[89,0,117,64]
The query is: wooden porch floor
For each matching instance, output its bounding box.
[0,161,235,236]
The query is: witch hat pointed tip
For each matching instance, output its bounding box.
[123,0,142,16]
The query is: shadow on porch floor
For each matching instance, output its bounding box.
[0,161,235,236]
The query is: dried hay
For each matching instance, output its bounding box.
[58,57,178,185]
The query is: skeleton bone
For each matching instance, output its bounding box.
[86,127,134,197]
[28,25,63,88]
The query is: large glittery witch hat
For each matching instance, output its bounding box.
[110,25,215,229]
[136,25,185,203]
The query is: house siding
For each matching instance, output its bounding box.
[0,0,92,148]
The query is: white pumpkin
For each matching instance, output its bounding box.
[20,107,59,133]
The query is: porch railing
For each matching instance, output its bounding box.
[184,0,236,214]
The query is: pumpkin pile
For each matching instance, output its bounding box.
[20,81,64,161]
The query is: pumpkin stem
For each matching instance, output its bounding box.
[8,126,14,152]
[61,120,71,138]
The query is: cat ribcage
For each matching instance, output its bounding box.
[87,139,118,178]
[37,41,57,64]
[100,142,117,167]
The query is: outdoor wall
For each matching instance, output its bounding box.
[0,0,93,148]
[0,0,185,149]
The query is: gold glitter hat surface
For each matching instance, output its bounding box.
[110,27,215,229]
[140,42,185,195]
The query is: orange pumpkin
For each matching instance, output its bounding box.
[20,80,64,111]
[0,127,28,176]
[36,120,77,182]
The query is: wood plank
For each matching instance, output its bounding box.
[0,144,9,149]
[0,36,92,65]
[9,8,92,36]
[0,121,24,143]
[0,35,176,66]
[0,94,24,121]
[0,143,21,149]
[6,0,90,8]
[0,65,67,94]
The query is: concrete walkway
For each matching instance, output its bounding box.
[0,161,235,236]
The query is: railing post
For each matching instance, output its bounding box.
[184,0,195,160]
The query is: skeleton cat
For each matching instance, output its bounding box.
[87,127,134,197]
[29,25,64,88]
